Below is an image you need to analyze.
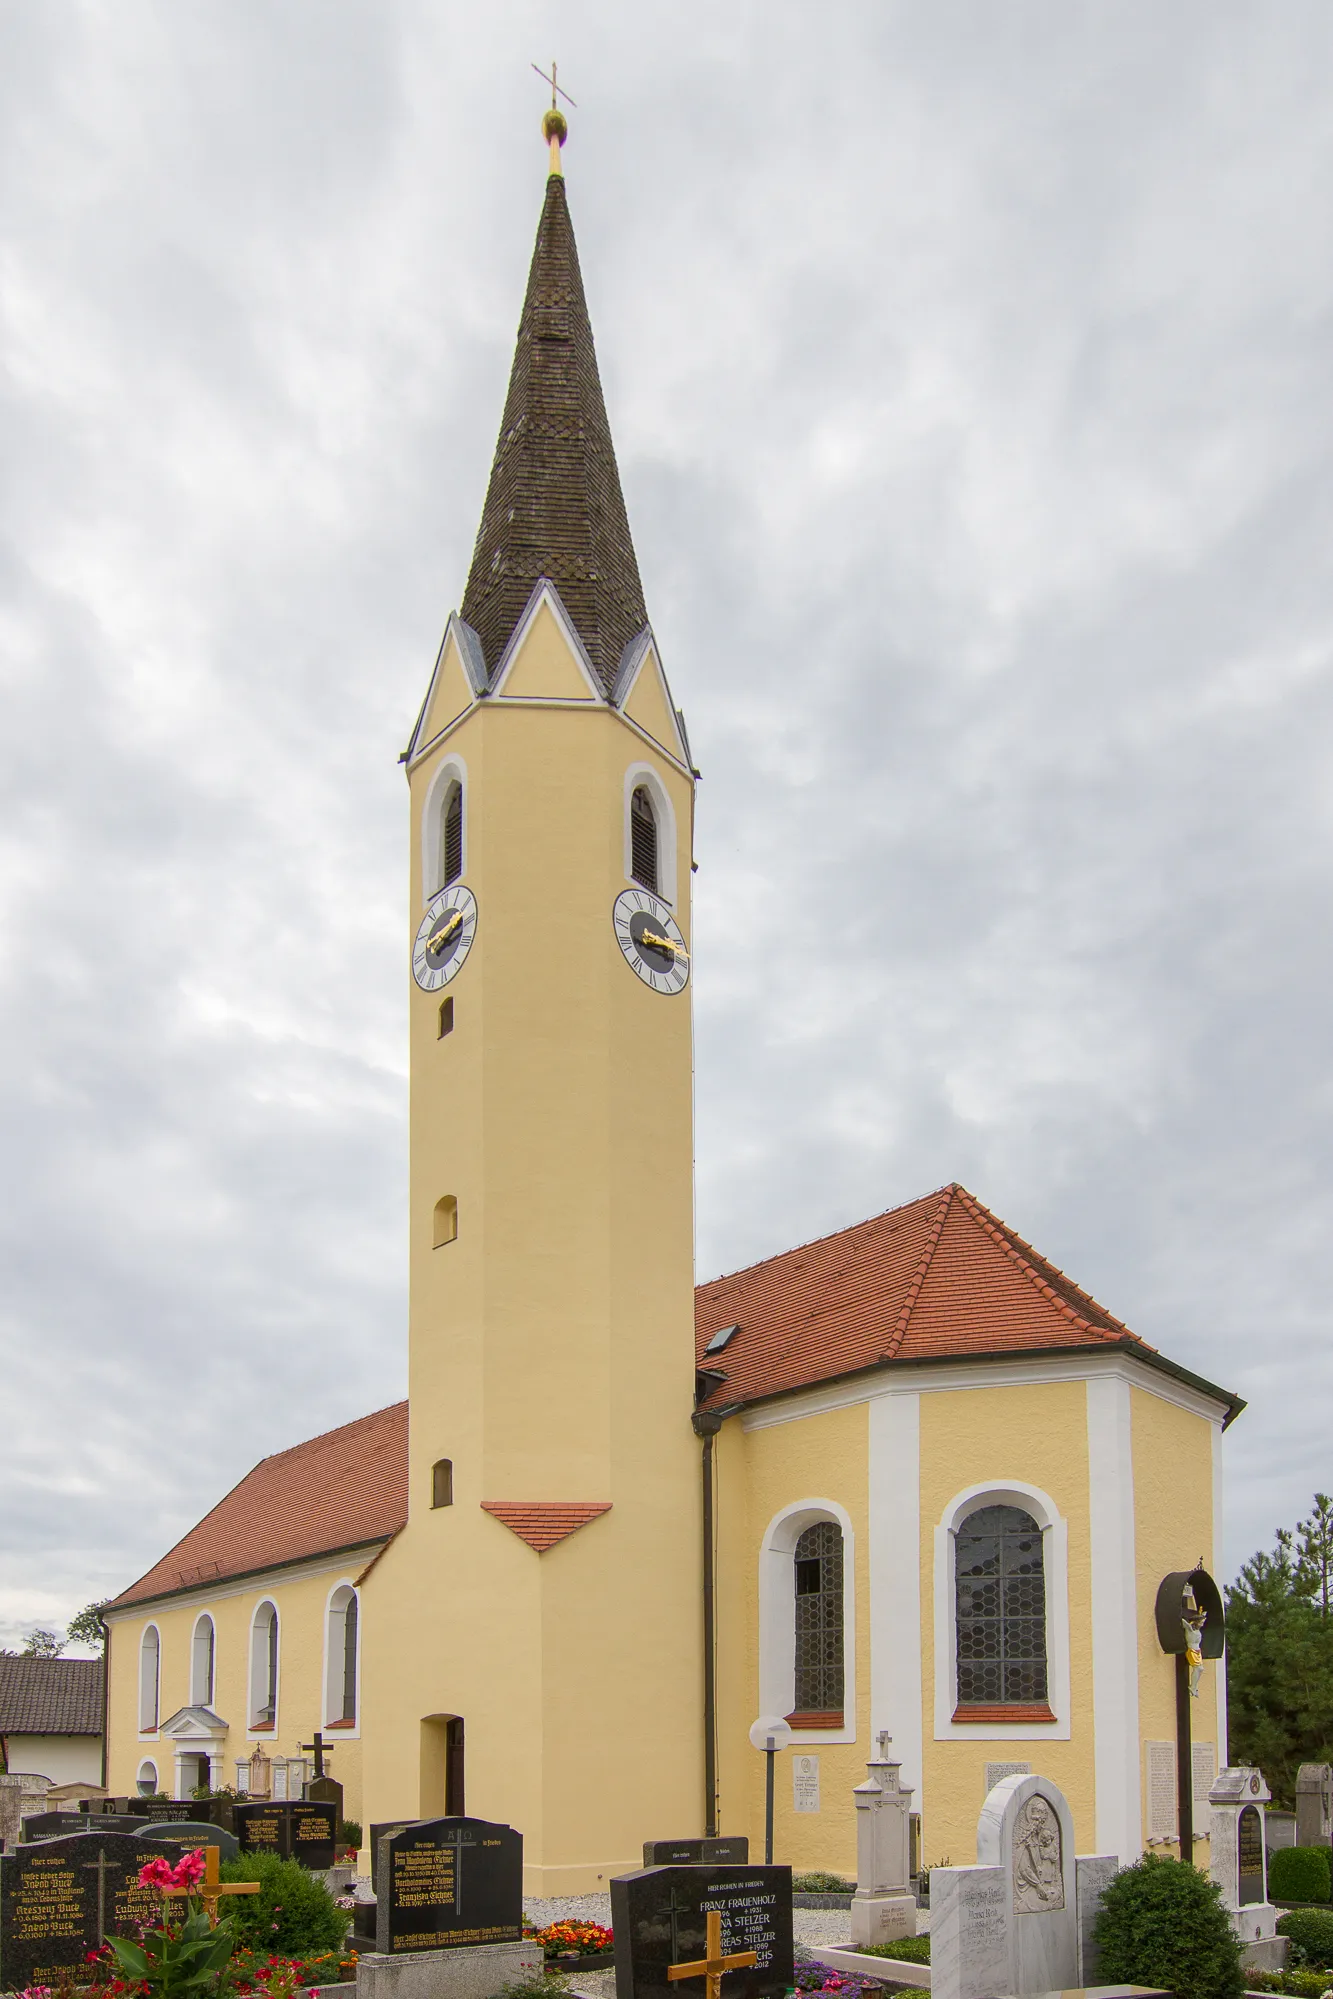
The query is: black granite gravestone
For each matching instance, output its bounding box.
[369,1821,418,1894]
[0,1831,186,1991]
[642,1840,749,1867]
[140,1822,240,1861]
[611,1865,793,1999]
[234,1801,336,1869]
[376,1818,522,1954]
[131,1800,205,1825]
[21,1814,149,1843]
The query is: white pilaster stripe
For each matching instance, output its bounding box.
[1086,1376,1142,1863]
[1212,1416,1228,1766]
[869,1393,923,1808]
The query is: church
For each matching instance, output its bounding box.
[101,111,1242,1894]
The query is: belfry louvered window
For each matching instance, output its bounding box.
[792,1520,844,1717]
[630,785,658,895]
[442,783,463,887]
[955,1504,1048,1708]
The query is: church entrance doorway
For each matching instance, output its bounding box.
[420,1714,464,1818]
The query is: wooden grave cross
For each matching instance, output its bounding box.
[160,1845,262,1927]
[668,1909,758,1999]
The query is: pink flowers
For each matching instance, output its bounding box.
[137,1848,209,1891]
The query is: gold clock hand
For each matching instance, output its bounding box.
[641,929,688,959]
[428,910,463,948]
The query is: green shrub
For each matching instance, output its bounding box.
[792,1872,854,1893]
[338,1819,362,1849]
[219,1852,348,1957]
[1092,1852,1243,1999]
[1272,1849,1333,1907]
[1247,1971,1333,1997]
[1278,1908,1333,1967]
[499,1976,567,1999]
[859,1937,930,1964]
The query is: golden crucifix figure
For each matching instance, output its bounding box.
[668,1909,759,1999]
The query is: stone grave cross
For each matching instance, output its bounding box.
[81,1847,115,1944]
[667,1909,758,1999]
[160,1846,261,1927]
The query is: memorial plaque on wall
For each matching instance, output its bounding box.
[376,1817,523,1954]
[611,1865,794,1999]
[1238,1806,1264,1905]
[643,1839,749,1867]
[0,1832,185,1992]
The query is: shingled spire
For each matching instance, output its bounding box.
[460,172,647,694]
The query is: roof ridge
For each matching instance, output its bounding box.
[698,1185,956,1297]
[256,1399,407,1467]
[950,1186,1143,1345]
[880,1185,955,1359]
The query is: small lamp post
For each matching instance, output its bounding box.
[749,1715,792,1864]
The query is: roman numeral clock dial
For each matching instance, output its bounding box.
[612,888,690,994]
[413,884,478,991]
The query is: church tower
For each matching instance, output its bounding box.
[360,115,703,1891]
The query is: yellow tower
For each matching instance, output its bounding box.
[360,118,703,1892]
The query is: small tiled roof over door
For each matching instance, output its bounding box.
[694,1182,1239,1419]
[107,1402,409,1610]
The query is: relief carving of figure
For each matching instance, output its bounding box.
[1012,1794,1064,1913]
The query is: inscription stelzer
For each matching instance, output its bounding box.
[376,1818,522,1955]
[611,1865,794,1999]
[0,1832,187,1993]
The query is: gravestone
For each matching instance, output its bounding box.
[371,1820,419,1893]
[1209,1767,1284,1969]
[375,1818,522,1955]
[610,1863,793,1999]
[235,1800,337,1869]
[137,1798,212,1825]
[140,1821,240,1861]
[0,1775,51,1851]
[850,1734,916,1946]
[21,1813,149,1842]
[930,1772,1119,1999]
[0,1830,185,1991]
[643,1839,749,1866]
[1296,1764,1332,1849]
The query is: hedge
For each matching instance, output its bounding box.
[1271,1848,1333,1907]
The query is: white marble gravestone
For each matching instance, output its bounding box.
[930,1771,1119,1999]
[1209,1766,1285,1970]
[849,1733,917,1946]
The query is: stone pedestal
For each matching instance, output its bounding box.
[1208,1766,1287,1970]
[850,1733,917,1946]
[356,1942,542,1999]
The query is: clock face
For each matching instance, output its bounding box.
[612,888,690,994]
[412,884,478,991]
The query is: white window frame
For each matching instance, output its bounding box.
[136,1759,159,1796]
[190,1613,215,1708]
[758,1497,857,1745]
[322,1579,361,1736]
[933,1480,1071,1741]
[622,762,677,908]
[247,1599,280,1736]
[138,1624,161,1736]
[420,753,467,901]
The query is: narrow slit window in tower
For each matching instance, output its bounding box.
[432,1459,454,1507]
[442,784,463,887]
[630,786,658,895]
[438,997,454,1038]
[433,1196,458,1247]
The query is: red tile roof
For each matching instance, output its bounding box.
[108,1404,409,1610]
[480,1502,612,1552]
[0,1657,104,1735]
[694,1183,1236,1417]
[106,1187,1241,1610]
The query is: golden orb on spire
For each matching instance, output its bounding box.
[542,106,568,147]
[532,61,575,175]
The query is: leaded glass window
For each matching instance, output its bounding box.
[793,1520,844,1714]
[955,1504,1048,1706]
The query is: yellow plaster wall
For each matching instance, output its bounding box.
[362,640,701,1893]
[419,636,475,747]
[104,1566,366,1821]
[496,601,597,699]
[622,653,684,759]
[709,1403,868,1877]
[1129,1386,1218,1860]
[917,1381,1094,1867]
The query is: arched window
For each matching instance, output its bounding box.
[433,1196,458,1247]
[630,786,658,895]
[190,1615,215,1707]
[249,1601,279,1730]
[955,1504,1048,1709]
[432,1459,454,1507]
[136,1759,159,1797]
[325,1585,359,1727]
[441,783,463,887]
[138,1625,160,1732]
[792,1521,844,1721]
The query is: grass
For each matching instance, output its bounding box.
[854,1938,931,1964]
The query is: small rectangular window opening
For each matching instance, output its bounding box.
[432,1459,454,1508]
[438,997,454,1038]
[705,1323,739,1354]
[795,1557,822,1596]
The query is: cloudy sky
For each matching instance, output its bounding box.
[2,1,1331,1650]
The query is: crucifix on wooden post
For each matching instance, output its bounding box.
[299,1733,327,1781]
[667,1910,758,1999]
[160,1846,262,1927]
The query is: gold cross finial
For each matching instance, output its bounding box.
[667,1909,758,1999]
[531,61,576,175]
